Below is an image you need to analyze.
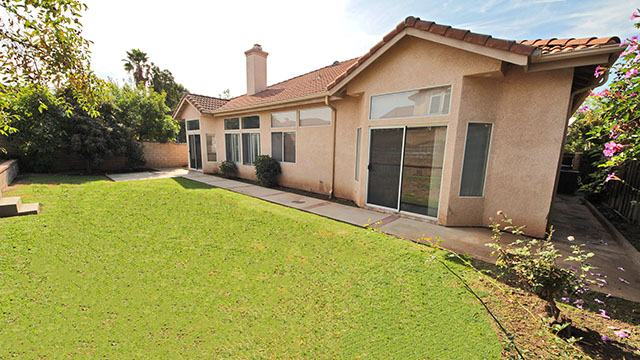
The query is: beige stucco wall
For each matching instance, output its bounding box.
[182,35,575,238]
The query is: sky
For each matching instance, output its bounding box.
[82,0,638,98]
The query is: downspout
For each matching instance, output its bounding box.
[325,95,337,199]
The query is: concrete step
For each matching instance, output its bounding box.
[0,196,21,217]
[17,202,40,216]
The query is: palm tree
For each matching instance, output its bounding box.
[123,49,150,86]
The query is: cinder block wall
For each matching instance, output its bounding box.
[140,141,188,169]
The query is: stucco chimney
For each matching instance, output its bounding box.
[245,44,268,95]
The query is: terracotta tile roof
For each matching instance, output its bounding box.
[205,16,621,113]
[183,93,229,112]
[517,37,620,55]
[326,16,621,90]
[216,59,358,112]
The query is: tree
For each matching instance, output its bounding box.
[122,49,150,86]
[0,0,102,136]
[218,89,231,100]
[150,65,188,110]
[109,83,179,142]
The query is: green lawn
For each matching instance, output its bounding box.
[0,174,502,358]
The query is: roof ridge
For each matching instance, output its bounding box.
[244,58,358,96]
[186,93,230,102]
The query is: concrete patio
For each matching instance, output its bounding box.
[106,168,189,182]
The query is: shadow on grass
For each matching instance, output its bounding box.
[442,254,640,358]
[11,173,107,186]
[171,177,214,190]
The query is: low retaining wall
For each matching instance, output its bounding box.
[141,141,188,169]
[0,159,19,191]
[1,141,187,172]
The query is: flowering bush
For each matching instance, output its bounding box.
[486,212,594,327]
[580,11,640,193]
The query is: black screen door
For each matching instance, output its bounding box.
[188,134,202,169]
[366,128,404,209]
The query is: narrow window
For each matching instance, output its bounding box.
[242,115,260,129]
[271,111,296,128]
[225,133,240,163]
[206,133,217,162]
[186,119,200,130]
[299,107,331,127]
[242,133,260,165]
[224,118,240,130]
[355,127,362,181]
[460,123,492,197]
[271,131,295,163]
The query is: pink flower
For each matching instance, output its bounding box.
[594,298,605,305]
[614,329,631,338]
[603,141,624,158]
[630,11,640,20]
[561,297,570,303]
[594,65,601,78]
[618,266,626,272]
[602,334,611,341]
[608,326,620,330]
[606,173,620,182]
[597,309,611,319]
[619,277,630,284]
[624,68,638,79]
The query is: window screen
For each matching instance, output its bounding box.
[206,133,217,162]
[224,118,239,130]
[271,111,296,128]
[225,133,240,162]
[355,128,362,181]
[460,123,492,196]
[370,85,452,120]
[242,115,260,129]
[271,131,295,163]
[299,107,331,126]
[242,133,260,165]
[186,119,200,130]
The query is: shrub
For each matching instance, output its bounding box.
[219,160,237,178]
[486,212,594,328]
[254,155,281,187]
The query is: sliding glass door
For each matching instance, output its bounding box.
[367,126,446,217]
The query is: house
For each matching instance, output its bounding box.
[172,16,623,237]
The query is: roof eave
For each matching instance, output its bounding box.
[530,44,624,63]
[208,92,329,116]
[171,96,202,119]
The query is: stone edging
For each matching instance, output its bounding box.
[582,198,640,268]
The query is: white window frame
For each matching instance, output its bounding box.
[355,127,362,182]
[241,115,261,130]
[368,84,453,121]
[186,119,200,131]
[205,133,217,162]
[299,107,332,127]
[271,111,297,129]
[241,132,261,166]
[271,131,296,163]
[225,133,241,163]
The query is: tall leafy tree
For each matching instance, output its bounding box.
[150,65,188,110]
[0,0,102,136]
[122,49,150,86]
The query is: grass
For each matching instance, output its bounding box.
[0,174,503,359]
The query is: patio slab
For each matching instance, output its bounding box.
[107,168,189,182]
[181,171,640,302]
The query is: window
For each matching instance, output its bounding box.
[206,133,217,162]
[242,115,260,129]
[271,111,296,128]
[370,85,452,120]
[460,123,492,197]
[271,131,295,163]
[299,107,331,127]
[225,133,240,163]
[355,127,362,181]
[242,133,260,165]
[186,119,200,130]
[224,118,240,130]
